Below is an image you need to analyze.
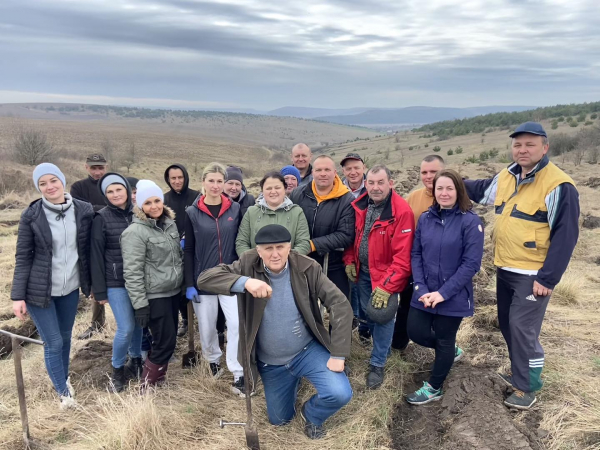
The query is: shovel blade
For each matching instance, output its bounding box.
[244,425,260,450]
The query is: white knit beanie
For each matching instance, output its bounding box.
[135,180,164,208]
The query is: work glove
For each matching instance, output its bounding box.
[180,238,185,250]
[371,287,391,309]
[134,306,150,328]
[345,264,357,282]
[186,286,200,303]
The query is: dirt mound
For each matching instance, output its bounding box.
[0,318,38,357]
[69,340,113,388]
[392,366,546,450]
[582,215,600,229]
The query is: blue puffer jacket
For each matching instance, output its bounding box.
[410,205,484,317]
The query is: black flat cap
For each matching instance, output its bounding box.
[255,224,292,245]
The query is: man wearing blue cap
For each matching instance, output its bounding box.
[465,122,580,410]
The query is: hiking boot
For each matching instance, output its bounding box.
[231,376,255,398]
[177,320,188,338]
[210,362,224,379]
[125,357,143,380]
[300,402,326,439]
[504,390,536,410]
[358,329,372,346]
[111,366,126,393]
[454,346,464,363]
[406,381,443,405]
[366,364,385,390]
[77,325,101,340]
[59,394,77,411]
[497,372,513,388]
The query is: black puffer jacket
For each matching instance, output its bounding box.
[70,176,107,212]
[184,194,240,294]
[90,173,134,301]
[163,163,200,237]
[290,179,355,270]
[232,186,255,218]
[11,198,93,307]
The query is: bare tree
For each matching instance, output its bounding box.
[12,125,55,165]
[396,144,404,167]
[571,146,586,166]
[121,141,136,173]
[101,138,114,166]
[580,126,600,164]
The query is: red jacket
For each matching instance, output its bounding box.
[343,190,414,293]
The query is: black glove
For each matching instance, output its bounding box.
[134,306,150,328]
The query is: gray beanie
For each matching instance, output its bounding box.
[100,174,127,196]
[226,166,243,183]
[32,163,66,192]
[136,180,164,208]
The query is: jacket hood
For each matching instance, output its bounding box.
[164,163,190,194]
[133,204,176,225]
[98,172,132,211]
[256,193,294,212]
[231,185,247,202]
[311,174,350,202]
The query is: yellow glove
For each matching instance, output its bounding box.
[345,264,357,282]
[371,287,391,309]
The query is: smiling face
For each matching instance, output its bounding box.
[224,179,242,199]
[291,144,312,171]
[168,168,185,193]
[366,169,393,203]
[312,157,336,190]
[434,176,457,209]
[420,159,443,192]
[106,183,128,209]
[511,134,549,173]
[86,164,107,181]
[38,174,65,204]
[142,196,164,219]
[262,177,286,208]
[342,160,365,189]
[283,175,298,194]
[203,172,225,200]
[256,242,291,273]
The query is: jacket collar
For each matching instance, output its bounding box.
[132,205,176,227]
[507,154,550,184]
[427,203,463,219]
[251,250,313,275]
[353,190,396,222]
[196,194,232,218]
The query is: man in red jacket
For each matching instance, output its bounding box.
[344,164,414,389]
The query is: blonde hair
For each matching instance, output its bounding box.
[201,162,227,195]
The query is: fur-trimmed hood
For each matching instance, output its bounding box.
[132,205,176,227]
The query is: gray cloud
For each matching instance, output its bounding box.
[0,0,598,109]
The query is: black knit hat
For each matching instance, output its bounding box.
[255,224,292,245]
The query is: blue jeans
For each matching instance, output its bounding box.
[27,289,80,396]
[357,269,395,367]
[107,287,142,368]
[257,340,353,427]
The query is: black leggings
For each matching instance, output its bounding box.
[407,307,463,390]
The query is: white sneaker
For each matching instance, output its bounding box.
[66,377,75,397]
[60,394,77,410]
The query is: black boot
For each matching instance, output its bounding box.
[111,366,126,393]
[125,357,143,380]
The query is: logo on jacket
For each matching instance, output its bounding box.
[401,228,412,233]
[228,217,234,221]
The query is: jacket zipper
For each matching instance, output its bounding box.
[215,218,223,263]
[61,213,68,296]
[154,221,179,280]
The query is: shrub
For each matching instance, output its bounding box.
[551,120,558,129]
[489,148,499,158]
[498,152,511,163]
[433,146,441,152]
[570,121,579,127]
[585,121,593,126]
[12,126,56,165]
[455,147,463,154]
[480,151,489,161]
[464,155,479,163]
[558,116,565,122]
[408,146,414,151]
[447,149,454,155]
[591,113,598,120]
[577,113,586,122]
[424,143,429,147]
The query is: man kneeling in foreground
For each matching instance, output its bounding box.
[197,224,353,439]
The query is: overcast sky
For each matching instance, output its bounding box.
[1,0,599,110]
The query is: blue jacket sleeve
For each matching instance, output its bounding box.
[536,183,580,290]
[410,216,429,297]
[438,215,484,301]
[464,174,499,205]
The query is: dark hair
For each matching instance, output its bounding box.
[422,155,445,164]
[260,171,287,190]
[432,169,472,212]
[366,164,392,180]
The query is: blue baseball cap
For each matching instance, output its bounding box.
[509,122,547,138]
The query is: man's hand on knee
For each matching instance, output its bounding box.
[327,358,345,373]
[244,278,273,298]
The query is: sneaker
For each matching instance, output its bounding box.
[59,394,77,410]
[300,402,326,439]
[231,376,255,398]
[366,364,385,390]
[66,376,75,397]
[177,320,188,338]
[454,346,464,363]
[210,362,224,378]
[497,372,513,388]
[406,381,443,405]
[504,390,536,410]
[77,325,100,340]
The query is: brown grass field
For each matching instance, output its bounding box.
[0,109,599,449]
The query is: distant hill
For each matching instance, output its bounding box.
[415,101,600,138]
[315,106,536,126]
[266,106,373,119]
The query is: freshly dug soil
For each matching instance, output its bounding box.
[69,340,113,388]
[0,318,38,357]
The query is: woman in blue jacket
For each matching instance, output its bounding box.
[406,169,484,405]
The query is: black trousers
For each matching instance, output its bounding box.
[407,307,462,390]
[326,266,350,299]
[178,294,188,322]
[148,294,179,365]
[391,282,413,350]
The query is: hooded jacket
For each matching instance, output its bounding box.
[410,205,484,317]
[235,195,311,256]
[196,249,353,392]
[70,176,108,212]
[297,164,313,186]
[184,194,240,294]
[163,164,200,237]
[11,197,93,307]
[90,173,134,301]
[290,175,355,270]
[231,186,256,218]
[120,206,183,310]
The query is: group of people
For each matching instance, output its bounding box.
[10,121,579,439]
